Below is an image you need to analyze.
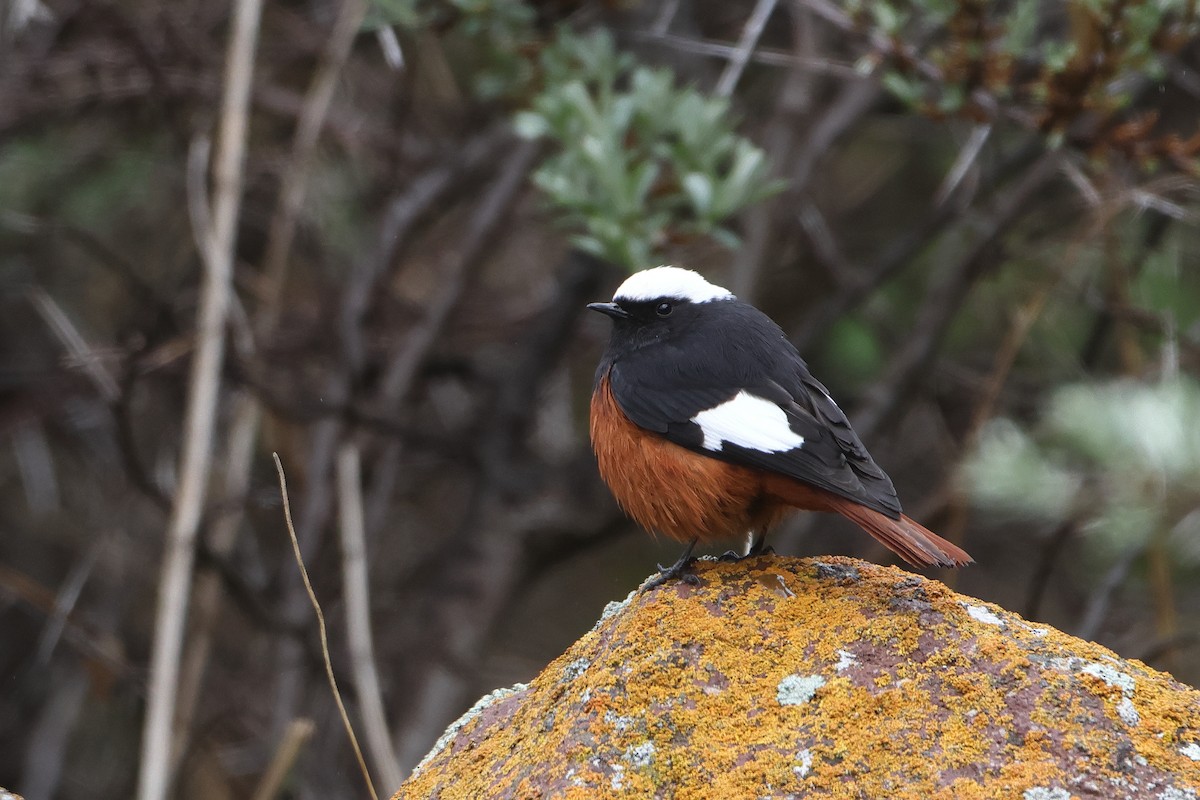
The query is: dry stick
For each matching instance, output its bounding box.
[336,443,404,791]
[933,123,992,208]
[35,539,102,665]
[136,0,263,796]
[29,289,120,402]
[250,718,316,800]
[259,0,369,330]
[714,0,780,98]
[172,0,369,764]
[274,454,378,800]
[634,30,864,80]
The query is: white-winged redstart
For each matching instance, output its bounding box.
[588,266,972,584]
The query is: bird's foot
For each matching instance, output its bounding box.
[722,545,776,562]
[643,542,701,590]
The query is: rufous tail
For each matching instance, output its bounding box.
[761,475,973,567]
[833,500,973,568]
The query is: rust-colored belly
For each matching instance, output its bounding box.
[590,373,788,543]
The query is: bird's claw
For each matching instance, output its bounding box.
[644,558,699,590]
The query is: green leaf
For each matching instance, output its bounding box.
[682,173,713,217]
[512,111,549,139]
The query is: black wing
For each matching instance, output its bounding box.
[608,359,902,520]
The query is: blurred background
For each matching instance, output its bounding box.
[2,0,1199,797]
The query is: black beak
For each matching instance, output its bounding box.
[587,302,630,320]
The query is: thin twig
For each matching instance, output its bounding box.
[171,392,261,766]
[1078,544,1144,642]
[793,141,1042,350]
[29,288,120,402]
[336,443,403,792]
[35,539,102,665]
[934,123,992,208]
[634,30,865,80]
[273,453,379,800]
[136,0,263,796]
[798,0,943,83]
[259,0,367,334]
[652,0,680,35]
[185,137,215,265]
[715,0,780,97]
[251,718,316,800]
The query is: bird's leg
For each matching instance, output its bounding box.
[745,529,774,557]
[719,529,774,561]
[644,537,700,589]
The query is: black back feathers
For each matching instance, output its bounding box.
[596,296,903,519]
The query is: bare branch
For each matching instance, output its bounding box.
[715,0,781,97]
[251,719,316,800]
[337,443,404,792]
[635,30,866,80]
[29,288,120,402]
[136,0,263,796]
[258,0,367,334]
[934,123,992,208]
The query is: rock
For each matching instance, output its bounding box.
[393,556,1200,799]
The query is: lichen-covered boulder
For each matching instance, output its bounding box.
[394,556,1200,799]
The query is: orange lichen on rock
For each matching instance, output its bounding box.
[393,557,1200,800]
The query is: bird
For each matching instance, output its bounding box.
[587,266,972,586]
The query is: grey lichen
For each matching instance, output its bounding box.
[411,683,528,776]
[561,657,590,682]
[776,674,826,706]
[594,589,638,631]
[1023,788,1072,800]
[963,602,1006,628]
[625,741,655,768]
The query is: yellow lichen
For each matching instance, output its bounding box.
[394,557,1200,800]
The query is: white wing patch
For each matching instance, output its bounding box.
[691,391,805,453]
[613,266,734,304]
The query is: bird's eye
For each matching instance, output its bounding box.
[656,302,673,317]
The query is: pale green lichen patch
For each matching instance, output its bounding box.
[394,557,1200,800]
[776,674,826,706]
